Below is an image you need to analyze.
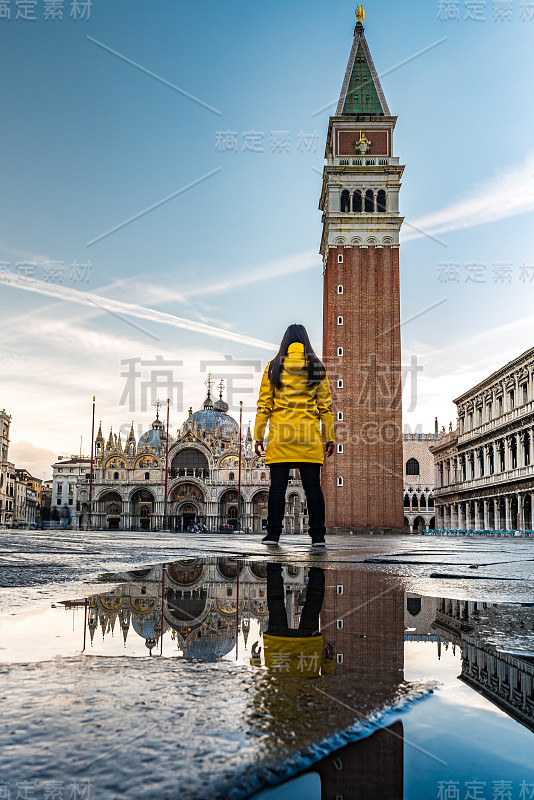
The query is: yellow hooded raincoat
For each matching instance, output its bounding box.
[253,342,335,465]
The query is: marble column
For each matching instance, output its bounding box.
[518,494,525,530]
[504,437,512,472]
[483,499,490,529]
[474,501,481,530]
[517,434,524,469]
[504,495,512,530]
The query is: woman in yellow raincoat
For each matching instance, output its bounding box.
[253,323,335,547]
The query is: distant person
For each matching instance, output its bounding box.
[60,504,70,530]
[254,323,335,548]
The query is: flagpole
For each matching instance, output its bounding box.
[163,398,170,531]
[237,401,243,531]
[88,396,95,530]
[235,565,240,661]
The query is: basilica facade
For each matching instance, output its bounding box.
[78,381,307,534]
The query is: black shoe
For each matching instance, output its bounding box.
[261,534,280,545]
[311,537,326,548]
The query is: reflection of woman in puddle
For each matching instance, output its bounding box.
[261,563,326,677]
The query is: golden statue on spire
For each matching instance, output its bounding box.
[356,4,365,23]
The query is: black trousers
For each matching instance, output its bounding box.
[266,563,325,636]
[267,462,326,539]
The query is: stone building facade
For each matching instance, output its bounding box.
[14,469,37,527]
[0,410,15,527]
[78,383,307,533]
[320,12,404,533]
[402,433,437,532]
[430,346,534,531]
[433,599,534,732]
[51,455,91,529]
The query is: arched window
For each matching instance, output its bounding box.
[377,189,387,212]
[404,494,410,508]
[144,472,150,480]
[407,597,422,616]
[337,285,344,294]
[341,190,350,212]
[406,458,420,476]
[171,448,209,472]
[113,472,119,480]
[229,472,235,481]
[337,254,344,264]
[337,316,343,325]
[337,379,343,388]
[337,476,344,487]
[337,411,343,421]
[353,190,362,212]
[365,189,374,213]
[419,494,427,510]
[337,443,344,453]
[337,347,343,356]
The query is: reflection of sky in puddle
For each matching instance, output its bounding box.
[2,556,534,799]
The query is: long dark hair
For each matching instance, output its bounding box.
[268,324,326,389]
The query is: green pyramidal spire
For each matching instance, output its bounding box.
[337,18,389,117]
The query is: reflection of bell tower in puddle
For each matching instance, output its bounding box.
[314,569,405,799]
[321,569,404,685]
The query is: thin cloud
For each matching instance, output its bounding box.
[125,250,322,307]
[0,272,277,351]
[402,153,534,242]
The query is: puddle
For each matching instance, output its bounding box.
[1,557,533,799]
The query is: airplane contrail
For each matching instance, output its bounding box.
[0,272,277,351]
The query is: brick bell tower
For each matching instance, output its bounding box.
[320,6,405,533]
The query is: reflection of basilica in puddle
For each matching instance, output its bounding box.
[81,559,306,661]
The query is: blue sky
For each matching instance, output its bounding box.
[1,0,533,478]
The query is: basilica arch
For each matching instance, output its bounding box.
[169,482,206,532]
[130,488,156,532]
[170,446,211,480]
[251,490,268,533]
[95,490,124,531]
[285,493,303,534]
[218,489,244,530]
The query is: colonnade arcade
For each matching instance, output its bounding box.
[435,490,533,531]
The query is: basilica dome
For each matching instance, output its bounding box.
[138,414,165,454]
[181,627,235,661]
[191,391,238,439]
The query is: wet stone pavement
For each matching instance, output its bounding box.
[1,530,534,799]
